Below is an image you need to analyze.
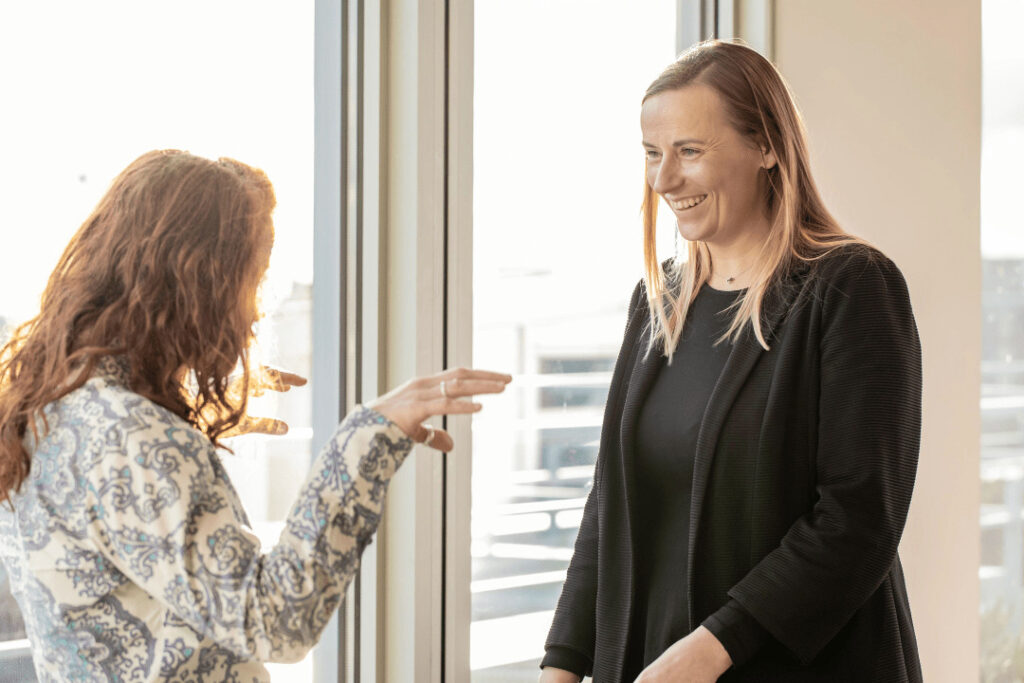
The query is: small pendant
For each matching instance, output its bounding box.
[726,276,735,283]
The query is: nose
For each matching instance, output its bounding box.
[650,153,681,197]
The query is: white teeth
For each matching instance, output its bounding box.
[673,194,707,210]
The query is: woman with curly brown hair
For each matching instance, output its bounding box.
[0,149,510,681]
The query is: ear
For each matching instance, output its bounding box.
[760,144,778,171]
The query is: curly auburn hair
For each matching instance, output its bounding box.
[0,149,276,504]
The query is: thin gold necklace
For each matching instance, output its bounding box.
[709,241,766,285]
[712,259,757,285]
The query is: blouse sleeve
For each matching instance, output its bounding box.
[83,402,412,663]
[722,248,922,665]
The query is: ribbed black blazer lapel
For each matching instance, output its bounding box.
[618,326,665,565]
[607,310,663,677]
[614,273,802,636]
[684,276,797,631]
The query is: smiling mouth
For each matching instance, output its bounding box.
[670,194,708,211]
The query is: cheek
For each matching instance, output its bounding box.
[704,167,743,205]
[687,161,716,190]
[719,160,760,201]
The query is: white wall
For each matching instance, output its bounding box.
[774,2,981,680]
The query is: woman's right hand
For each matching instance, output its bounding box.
[538,667,582,683]
[366,367,512,452]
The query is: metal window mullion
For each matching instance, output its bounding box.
[339,0,353,676]
[736,0,775,60]
[341,0,367,679]
[677,0,775,59]
[717,0,736,40]
[677,0,714,54]
[312,0,346,679]
[443,0,473,680]
[377,0,460,678]
[358,0,386,679]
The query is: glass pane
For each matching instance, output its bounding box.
[0,3,314,681]
[471,2,677,679]
[980,0,1024,680]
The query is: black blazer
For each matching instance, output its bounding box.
[543,243,923,682]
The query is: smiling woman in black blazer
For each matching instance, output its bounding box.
[539,40,923,683]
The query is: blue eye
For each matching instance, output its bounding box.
[644,149,659,159]
[681,148,700,157]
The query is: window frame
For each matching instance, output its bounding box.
[373,2,773,681]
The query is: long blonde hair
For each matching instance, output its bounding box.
[641,39,876,361]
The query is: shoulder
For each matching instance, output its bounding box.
[804,242,917,340]
[809,241,901,280]
[64,378,231,528]
[79,376,191,430]
[805,242,910,302]
[58,376,213,471]
[628,278,646,315]
[626,257,677,315]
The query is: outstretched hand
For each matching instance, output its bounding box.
[221,366,308,439]
[247,366,308,397]
[367,367,512,452]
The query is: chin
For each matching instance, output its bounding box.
[675,220,712,243]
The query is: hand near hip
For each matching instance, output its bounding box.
[634,626,732,683]
[367,367,512,452]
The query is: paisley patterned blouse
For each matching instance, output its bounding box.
[0,356,413,681]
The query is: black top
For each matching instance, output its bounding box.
[543,283,773,680]
[624,283,769,678]
[625,283,738,671]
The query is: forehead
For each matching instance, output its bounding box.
[640,83,729,140]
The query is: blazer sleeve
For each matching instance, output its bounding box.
[723,249,923,666]
[541,278,646,678]
[700,598,773,667]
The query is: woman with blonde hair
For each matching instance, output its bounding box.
[0,149,511,680]
[540,40,922,682]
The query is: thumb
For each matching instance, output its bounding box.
[244,416,289,436]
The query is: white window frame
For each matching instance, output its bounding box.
[372,2,775,681]
[312,0,390,679]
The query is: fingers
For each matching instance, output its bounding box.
[429,378,509,400]
[367,368,511,445]
[241,416,289,436]
[424,397,483,417]
[271,369,308,388]
[259,366,309,392]
[430,431,454,452]
[412,423,454,452]
[435,367,513,384]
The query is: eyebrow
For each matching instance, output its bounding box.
[642,139,705,148]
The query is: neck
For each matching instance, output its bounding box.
[704,214,772,286]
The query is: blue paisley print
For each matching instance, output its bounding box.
[0,356,413,681]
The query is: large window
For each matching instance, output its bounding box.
[980,1,1024,680]
[470,2,678,678]
[0,3,316,681]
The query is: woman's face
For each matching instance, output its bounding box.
[641,83,776,246]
